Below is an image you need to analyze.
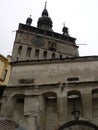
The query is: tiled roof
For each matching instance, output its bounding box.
[0,120,25,130]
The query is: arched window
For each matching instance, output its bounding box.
[52,53,55,59]
[60,54,62,59]
[26,47,32,58]
[35,49,39,58]
[43,51,47,59]
[17,46,22,56]
[67,91,82,119]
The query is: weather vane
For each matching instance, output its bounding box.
[63,22,65,27]
[45,1,47,9]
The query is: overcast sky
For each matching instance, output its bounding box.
[0,0,98,57]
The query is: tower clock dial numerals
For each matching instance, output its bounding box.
[31,36,45,46]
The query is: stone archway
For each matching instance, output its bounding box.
[0,119,25,130]
[58,120,98,130]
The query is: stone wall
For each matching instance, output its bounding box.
[9,59,98,86]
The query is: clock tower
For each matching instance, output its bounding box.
[1,2,98,130]
[11,4,79,62]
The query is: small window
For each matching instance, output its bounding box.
[43,51,47,58]
[48,42,56,52]
[26,47,32,58]
[60,54,62,59]
[18,78,34,84]
[2,69,7,81]
[35,49,39,58]
[52,53,55,59]
[67,77,79,82]
[17,46,22,56]
[16,57,19,61]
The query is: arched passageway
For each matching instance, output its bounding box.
[58,120,98,130]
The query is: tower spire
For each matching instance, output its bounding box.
[63,22,65,27]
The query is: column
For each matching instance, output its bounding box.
[81,92,92,119]
[24,95,39,130]
[57,96,68,125]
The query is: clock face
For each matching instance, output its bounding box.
[31,36,45,46]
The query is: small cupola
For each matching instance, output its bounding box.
[37,2,53,31]
[26,15,32,26]
[62,23,69,36]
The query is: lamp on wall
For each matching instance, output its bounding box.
[71,105,80,120]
